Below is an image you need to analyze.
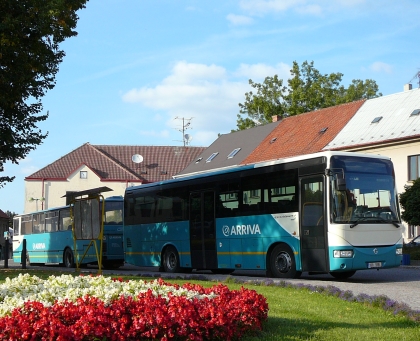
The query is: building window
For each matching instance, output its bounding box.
[408,155,420,181]
[80,171,88,179]
[227,148,241,159]
[371,116,383,124]
[206,152,219,163]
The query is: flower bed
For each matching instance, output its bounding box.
[0,274,268,340]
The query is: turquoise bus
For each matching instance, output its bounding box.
[12,196,124,269]
[124,151,403,279]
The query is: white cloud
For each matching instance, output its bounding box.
[226,14,254,25]
[20,165,40,176]
[138,129,170,139]
[370,61,393,74]
[122,61,291,145]
[240,0,306,15]
[295,4,322,15]
[239,0,368,16]
[235,62,291,81]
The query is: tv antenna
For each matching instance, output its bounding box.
[131,154,143,164]
[131,154,145,174]
[407,70,420,88]
[184,133,193,146]
[174,117,193,146]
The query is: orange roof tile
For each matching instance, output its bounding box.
[25,143,206,183]
[242,100,365,164]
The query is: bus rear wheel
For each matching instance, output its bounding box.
[63,248,75,268]
[162,246,180,273]
[269,244,301,279]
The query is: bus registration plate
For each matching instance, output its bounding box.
[368,262,382,268]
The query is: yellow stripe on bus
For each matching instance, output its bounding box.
[125,251,301,256]
[126,252,190,256]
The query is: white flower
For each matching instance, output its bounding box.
[0,274,216,317]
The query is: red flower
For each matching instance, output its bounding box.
[0,280,268,341]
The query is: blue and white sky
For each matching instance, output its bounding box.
[2,0,420,214]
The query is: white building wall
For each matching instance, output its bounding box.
[24,165,134,213]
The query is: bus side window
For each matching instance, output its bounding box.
[32,213,45,234]
[59,209,71,231]
[217,192,238,217]
[241,185,262,216]
[13,218,19,236]
[157,197,173,221]
[22,216,32,235]
[45,212,58,232]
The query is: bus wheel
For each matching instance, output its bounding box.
[329,271,356,279]
[162,246,180,273]
[63,248,75,268]
[269,244,300,279]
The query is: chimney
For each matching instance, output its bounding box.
[404,84,412,91]
[272,115,281,122]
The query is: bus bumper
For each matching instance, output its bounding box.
[329,245,403,271]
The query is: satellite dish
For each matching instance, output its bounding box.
[184,134,192,141]
[131,154,143,163]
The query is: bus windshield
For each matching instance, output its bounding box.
[103,200,123,225]
[330,155,400,224]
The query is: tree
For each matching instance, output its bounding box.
[237,75,287,129]
[399,178,420,226]
[5,210,16,227]
[236,60,382,130]
[0,0,88,187]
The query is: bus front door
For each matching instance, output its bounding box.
[189,191,218,270]
[300,176,329,272]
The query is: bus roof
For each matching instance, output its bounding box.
[127,151,392,194]
[173,150,391,178]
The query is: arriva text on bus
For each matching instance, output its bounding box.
[222,224,261,237]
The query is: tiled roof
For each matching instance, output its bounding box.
[25,143,206,183]
[176,121,280,176]
[0,209,9,219]
[242,100,365,164]
[324,88,420,150]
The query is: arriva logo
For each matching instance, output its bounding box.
[33,243,46,250]
[222,224,261,237]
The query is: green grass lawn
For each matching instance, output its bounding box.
[1,269,419,341]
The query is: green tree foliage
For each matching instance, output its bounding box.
[0,0,88,187]
[5,210,16,227]
[236,60,382,130]
[237,75,288,130]
[399,178,420,226]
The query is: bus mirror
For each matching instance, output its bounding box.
[335,177,346,191]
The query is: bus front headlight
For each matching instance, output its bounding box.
[333,250,354,258]
[396,248,402,255]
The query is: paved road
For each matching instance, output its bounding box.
[2,260,419,311]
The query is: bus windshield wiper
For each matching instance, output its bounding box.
[350,216,400,228]
[350,217,369,228]
[374,216,400,228]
